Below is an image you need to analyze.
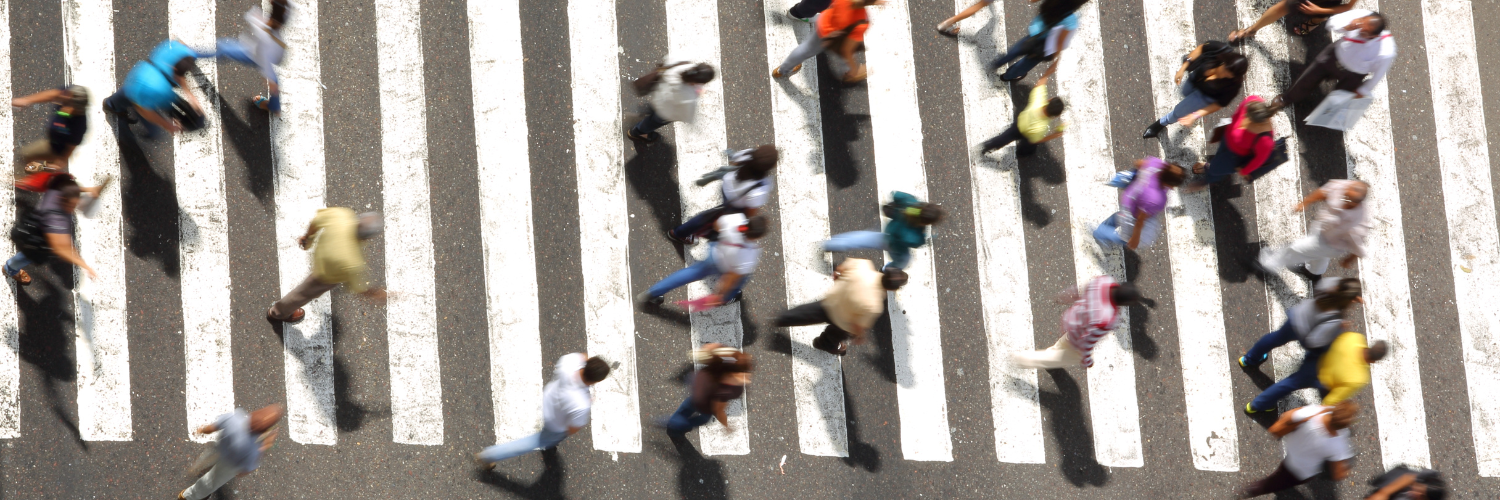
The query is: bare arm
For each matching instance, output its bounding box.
[195,424,218,434]
[1293,189,1326,212]
[176,75,205,113]
[1365,472,1418,500]
[710,272,744,304]
[1126,209,1149,250]
[135,106,181,133]
[11,89,65,108]
[712,400,730,427]
[1178,103,1224,126]
[1328,459,1350,481]
[296,221,319,249]
[46,233,96,280]
[1176,44,1206,83]
[1267,409,1301,438]
[1036,131,1066,144]
[566,425,583,436]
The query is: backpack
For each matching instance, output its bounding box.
[631,61,690,96]
[9,210,56,263]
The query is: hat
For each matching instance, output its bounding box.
[66,85,89,108]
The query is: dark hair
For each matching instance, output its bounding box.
[173,57,197,78]
[913,203,945,226]
[1111,283,1143,306]
[1038,0,1089,27]
[743,215,769,239]
[1158,163,1187,188]
[269,0,290,27]
[1246,100,1274,123]
[1365,12,1386,34]
[737,145,779,181]
[49,175,81,200]
[681,63,716,85]
[881,267,908,291]
[1044,97,1066,117]
[720,352,755,373]
[1216,52,1249,81]
[1315,278,1362,311]
[1422,474,1448,500]
[1366,339,1389,362]
[582,356,611,384]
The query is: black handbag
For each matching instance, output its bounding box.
[1247,136,1289,181]
[9,211,55,262]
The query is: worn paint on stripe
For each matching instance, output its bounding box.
[467,0,544,444]
[1142,0,1237,471]
[953,0,1043,464]
[271,0,337,445]
[761,1,845,457]
[568,0,641,453]
[1055,1,1142,467]
[864,0,952,462]
[1419,0,1500,476]
[665,0,748,455]
[171,0,234,443]
[0,0,16,439]
[374,0,443,446]
[62,0,130,441]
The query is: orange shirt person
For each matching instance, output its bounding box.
[773,0,883,83]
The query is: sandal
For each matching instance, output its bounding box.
[1290,18,1323,36]
[936,23,959,37]
[9,269,30,287]
[24,161,53,174]
[1227,28,1255,44]
[772,64,801,78]
[1192,162,1207,175]
[267,306,305,324]
[843,65,868,83]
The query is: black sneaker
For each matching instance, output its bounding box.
[627,129,660,143]
[102,101,137,124]
[1290,263,1322,282]
[666,230,697,246]
[634,291,663,308]
[1142,121,1166,139]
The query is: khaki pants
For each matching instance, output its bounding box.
[182,461,244,500]
[1012,335,1083,369]
[269,274,338,320]
[19,139,61,163]
[1258,232,1344,275]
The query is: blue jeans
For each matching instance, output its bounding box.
[631,107,670,135]
[823,230,910,269]
[989,37,1044,81]
[1093,213,1126,247]
[665,387,714,433]
[645,245,750,301]
[4,252,30,277]
[477,427,571,463]
[1203,140,1247,185]
[199,38,257,67]
[1243,318,1328,410]
[671,206,725,240]
[1159,79,1217,125]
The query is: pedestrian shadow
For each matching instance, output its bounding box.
[1038,369,1108,486]
[1209,183,1255,283]
[115,118,183,279]
[840,376,881,472]
[1239,365,1283,429]
[328,315,383,433]
[14,277,87,450]
[217,96,274,209]
[623,107,684,237]
[639,302,692,328]
[815,52,868,190]
[1007,82,1066,228]
[859,310,897,385]
[1287,34,1349,187]
[1126,299,1160,362]
[475,447,566,500]
[738,299,761,347]
[649,432,728,500]
[1265,477,1339,500]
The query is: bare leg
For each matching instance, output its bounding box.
[938,1,989,34]
[1230,0,1291,41]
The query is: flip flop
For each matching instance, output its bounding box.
[9,269,31,287]
[772,64,802,78]
[266,306,305,324]
[843,65,868,83]
[1290,18,1323,36]
[936,23,959,37]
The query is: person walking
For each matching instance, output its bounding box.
[475,353,612,468]
[627,57,715,144]
[979,73,1065,158]
[10,85,88,175]
[1270,10,1393,109]
[987,0,1087,82]
[1013,276,1147,369]
[1142,42,1247,139]
[773,0,879,83]
[787,0,833,21]
[657,344,753,434]
[200,0,290,113]
[1094,157,1186,251]
[1239,401,1358,497]
[1238,277,1363,414]
[1184,96,1278,193]
[1257,179,1368,279]
[6,175,107,286]
[265,208,386,324]
[1365,465,1447,500]
[935,0,994,36]
[1319,331,1387,405]
[822,191,944,271]
[1227,0,1362,42]
[177,404,283,500]
[668,145,778,245]
[637,213,768,307]
[773,258,907,355]
[102,39,204,137]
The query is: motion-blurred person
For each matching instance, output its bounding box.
[773,258,906,355]
[1142,42,1247,139]
[787,0,832,21]
[668,145,778,245]
[1228,0,1363,41]
[1257,179,1368,280]
[1238,277,1363,414]
[102,39,204,137]
[1094,157,1186,251]
[936,0,994,36]
[822,191,944,271]
[987,0,1086,82]
[1184,96,1278,193]
[773,0,880,83]
[1240,401,1358,497]
[657,344,752,434]
[200,0,290,113]
[979,73,1065,158]
[627,57,715,143]
[6,175,106,286]
[266,208,385,323]
[1012,276,1147,369]
[10,85,88,176]
[475,353,611,468]
[1320,332,1387,405]
[638,213,767,307]
[1366,465,1446,500]
[1270,10,1393,109]
[178,404,283,500]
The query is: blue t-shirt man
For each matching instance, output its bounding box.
[105,40,203,133]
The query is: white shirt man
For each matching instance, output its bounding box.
[475,353,610,467]
[1327,9,1396,97]
[1259,180,1370,276]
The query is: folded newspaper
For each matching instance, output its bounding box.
[1305,90,1372,131]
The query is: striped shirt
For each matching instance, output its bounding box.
[1062,276,1121,368]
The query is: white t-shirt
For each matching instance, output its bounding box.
[541,353,592,432]
[720,170,772,210]
[711,213,762,275]
[1281,406,1353,480]
[240,6,286,83]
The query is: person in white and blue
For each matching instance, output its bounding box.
[199,0,290,113]
[988,0,1087,82]
[638,213,767,308]
[474,354,611,468]
[178,404,283,500]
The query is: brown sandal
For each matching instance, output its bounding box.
[772,64,802,78]
[1192,162,1207,175]
[266,306,305,324]
[1290,18,1323,36]
[843,65,868,83]
[9,269,30,287]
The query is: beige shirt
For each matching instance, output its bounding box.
[310,207,368,293]
[821,259,886,335]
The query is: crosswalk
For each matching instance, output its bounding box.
[4,0,1500,481]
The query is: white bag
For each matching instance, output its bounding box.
[1305,90,1372,131]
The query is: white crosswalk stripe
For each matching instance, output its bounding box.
[0,0,17,440]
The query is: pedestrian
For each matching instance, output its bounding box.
[1257,179,1368,279]
[1239,401,1358,498]
[1228,0,1362,42]
[772,0,879,83]
[637,213,768,307]
[1270,10,1393,110]
[10,85,88,176]
[1183,96,1277,193]
[199,0,290,113]
[265,208,386,324]
[1094,157,1186,251]
[177,404,283,500]
[658,344,753,434]
[1142,42,1247,139]
[773,258,907,355]
[1012,276,1147,369]
[668,145,778,245]
[627,57,715,144]
[474,353,612,468]
[1319,331,1387,405]
[987,0,1087,82]
[1238,277,1362,414]
[978,73,1065,158]
[822,191,944,271]
[6,175,108,286]
[101,39,205,137]
[1366,465,1447,500]
[787,0,832,21]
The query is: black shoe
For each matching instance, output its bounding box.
[1290,263,1322,282]
[1248,259,1275,279]
[666,230,697,246]
[634,291,664,308]
[102,101,138,124]
[627,128,660,143]
[1142,121,1166,139]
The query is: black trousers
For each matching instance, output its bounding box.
[788,0,833,19]
[775,302,851,355]
[1280,43,1367,106]
[981,123,1038,157]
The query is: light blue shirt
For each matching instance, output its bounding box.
[1027,12,1079,36]
[214,409,262,472]
[122,40,196,111]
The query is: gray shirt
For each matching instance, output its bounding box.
[1289,299,1343,350]
[214,409,262,472]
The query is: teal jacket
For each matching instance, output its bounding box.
[883,191,929,267]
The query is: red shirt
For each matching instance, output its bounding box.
[818,0,870,42]
[1225,96,1277,176]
